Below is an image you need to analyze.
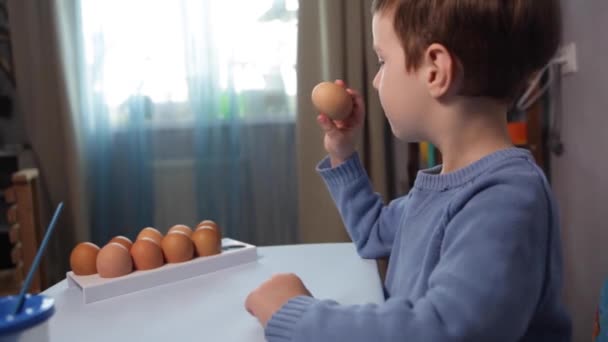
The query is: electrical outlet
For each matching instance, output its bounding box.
[560,42,578,75]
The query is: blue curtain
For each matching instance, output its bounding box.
[73,0,298,246]
[83,50,156,244]
[181,0,245,242]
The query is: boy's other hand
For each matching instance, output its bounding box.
[245,273,313,327]
[317,80,365,167]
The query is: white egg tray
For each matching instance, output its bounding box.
[66,238,257,304]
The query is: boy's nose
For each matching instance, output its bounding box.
[373,73,379,90]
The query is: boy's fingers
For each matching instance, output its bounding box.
[346,88,365,108]
[334,120,350,129]
[317,114,337,132]
[335,79,346,88]
[346,89,365,121]
[245,292,258,316]
[245,296,253,315]
[346,88,357,96]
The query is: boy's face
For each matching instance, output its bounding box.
[372,12,430,141]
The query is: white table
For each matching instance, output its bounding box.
[43,243,384,342]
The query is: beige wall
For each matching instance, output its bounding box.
[553,1,608,341]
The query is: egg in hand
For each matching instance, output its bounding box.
[311,81,353,120]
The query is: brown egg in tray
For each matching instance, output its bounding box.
[67,221,257,303]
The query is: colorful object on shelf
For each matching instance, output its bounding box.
[419,142,438,168]
[595,278,608,342]
[428,143,437,167]
[508,122,528,146]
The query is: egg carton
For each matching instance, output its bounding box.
[66,238,257,304]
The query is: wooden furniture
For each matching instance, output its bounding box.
[0,169,46,295]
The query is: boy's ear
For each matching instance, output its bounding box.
[421,43,460,98]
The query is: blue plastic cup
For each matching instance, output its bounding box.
[0,294,55,342]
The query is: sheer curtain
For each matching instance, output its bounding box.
[70,0,298,245]
[296,0,395,243]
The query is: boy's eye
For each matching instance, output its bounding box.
[378,60,385,67]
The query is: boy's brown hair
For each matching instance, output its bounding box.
[372,0,562,101]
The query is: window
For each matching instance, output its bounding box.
[80,0,298,126]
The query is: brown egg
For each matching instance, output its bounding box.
[311,82,353,120]
[196,220,222,240]
[196,220,219,231]
[168,224,193,237]
[130,238,164,270]
[161,231,194,263]
[137,227,163,245]
[192,228,221,257]
[109,236,133,250]
[96,242,133,278]
[70,242,100,275]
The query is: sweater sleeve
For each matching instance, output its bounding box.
[266,173,551,342]
[317,153,408,259]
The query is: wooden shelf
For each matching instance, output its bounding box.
[0,266,22,296]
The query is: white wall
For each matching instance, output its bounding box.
[553,1,608,341]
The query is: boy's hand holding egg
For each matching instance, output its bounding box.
[312,80,365,167]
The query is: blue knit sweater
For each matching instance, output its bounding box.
[266,148,571,341]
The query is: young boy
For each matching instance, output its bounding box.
[246,0,572,341]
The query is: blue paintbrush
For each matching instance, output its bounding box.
[12,202,64,315]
